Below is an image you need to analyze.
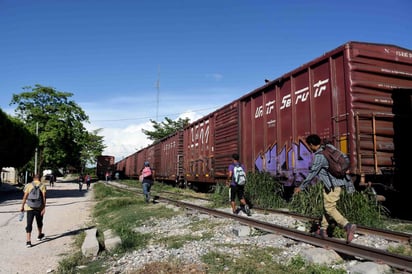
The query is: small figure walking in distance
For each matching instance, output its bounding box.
[49,173,54,187]
[85,173,91,190]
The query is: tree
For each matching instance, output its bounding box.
[10,84,105,174]
[142,117,190,142]
[0,109,38,182]
[79,129,106,172]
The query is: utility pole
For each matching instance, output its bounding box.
[156,65,160,122]
[34,122,38,175]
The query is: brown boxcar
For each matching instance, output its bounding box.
[96,155,115,180]
[127,151,140,179]
[115,156,126,178]
[238,41,412,209]
[135,147,149,178]
[182,112,218,187]
[156,131,184,185]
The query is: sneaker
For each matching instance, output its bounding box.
[345,223,357,243]
[317,228,328,239]
[37,233,45,241]
[26,241,32,248]
[233,207,241,214]
[244,204,251,216]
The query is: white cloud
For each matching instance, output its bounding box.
[85,109,205,163]
[206,73,223,81]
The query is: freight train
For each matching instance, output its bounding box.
[96,155,115,180]
[103,41,412,219]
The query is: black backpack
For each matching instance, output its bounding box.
[27,182,43,208]
[321,145,350,178]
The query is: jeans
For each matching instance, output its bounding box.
[142,182,152,202]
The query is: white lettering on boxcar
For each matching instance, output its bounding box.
[255,105,264,118]
[255,78,329,117]
[396,50,412,58]
[164,141,176,151]
[255,100,275,118]
[313,79,329,97]
[280,94,292,109]
[295,87,309,104]
[189,120,210,149]
[265,100,275,114]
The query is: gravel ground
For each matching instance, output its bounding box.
[103,197,400,274]
[0,176,95,274]
[1,179,404,274]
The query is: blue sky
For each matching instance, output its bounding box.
[1,0,411,162]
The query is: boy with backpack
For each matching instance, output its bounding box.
[293,134,357,243]
[227,153,251,216]
[20,174,47,247]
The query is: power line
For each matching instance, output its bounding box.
[90,106,219,122]
[156,65,160,122]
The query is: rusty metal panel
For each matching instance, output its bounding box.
[125,152,139,178]
[346,42,412,177]
[241,87,277,176]
[115,159,125,176]
[183,114,215,184]
[214,102,239,180]
[157,131,183,182]
[136,147,147,175]
[153,142,161,177]
[146,144,156,170]
[125,155,132,177]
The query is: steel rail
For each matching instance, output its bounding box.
[108,182,412,271]
[158,189,412,244]
[160,196,412,272]
[254,207,412,244]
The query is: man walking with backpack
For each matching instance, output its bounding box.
[293,134,356,243]
[227,153,251,216]
[20,174,47,247]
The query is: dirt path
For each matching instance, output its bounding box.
[0,177,95,274]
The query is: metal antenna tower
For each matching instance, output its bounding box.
[156,66,160,121]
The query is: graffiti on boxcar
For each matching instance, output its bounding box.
[254,140,313,186]
[189,119,210,150]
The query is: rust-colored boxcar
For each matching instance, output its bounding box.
[239,41,412,192]
[156,131,184,185]
[182,112,217,186]
[96,155,115,180]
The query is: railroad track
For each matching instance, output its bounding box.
[107,181,412,272]
[159,189,412,244]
